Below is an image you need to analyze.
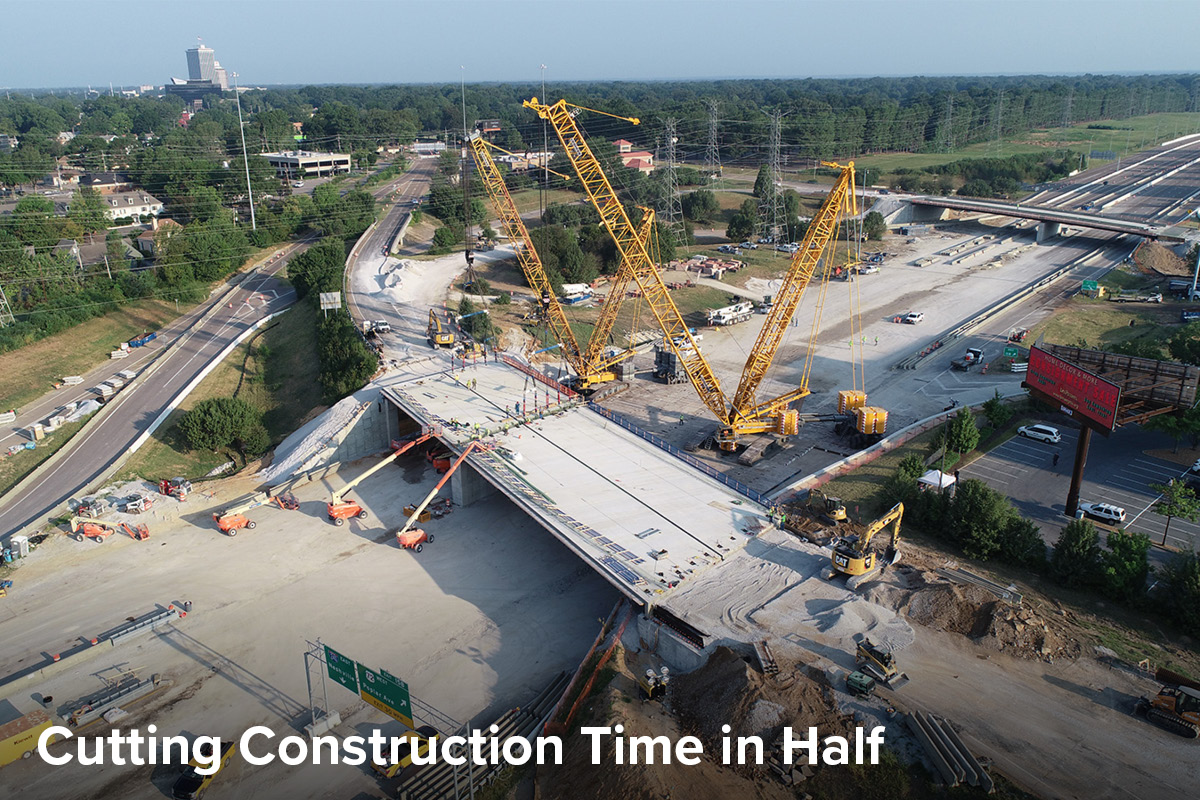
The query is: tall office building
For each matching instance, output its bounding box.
[186,44,216,82]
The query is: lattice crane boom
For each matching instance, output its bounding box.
[727,161,857,437]
[524,97,729,424]
[469,133,583,368]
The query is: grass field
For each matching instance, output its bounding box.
[119,302,324,483]
[0,299,192,413]
[853,111,1200,175]
[0,418,88,498]
[1029,298,1180,351]
[502,188,584,216]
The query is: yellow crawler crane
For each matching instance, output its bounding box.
[468,134,650,389]
[723,161,859,448]
[524,97,730,427]
[527,97,862,449]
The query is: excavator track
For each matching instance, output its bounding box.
[1146,707,1200,738]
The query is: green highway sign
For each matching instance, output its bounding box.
[325,646,359,694]
[1004,346,1019,358]
[1082,280,1098,292]
[357,663,413,727]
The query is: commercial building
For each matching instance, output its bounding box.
[260,150,352,179]
[165,42,229,108]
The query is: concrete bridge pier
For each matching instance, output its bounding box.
[451,461,498,507]
[1036,221,1061,242]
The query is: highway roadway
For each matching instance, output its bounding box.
[0,161,431,539]
[0,259,298,537]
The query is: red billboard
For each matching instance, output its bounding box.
[1024,346,1120,431]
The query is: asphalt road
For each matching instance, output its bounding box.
[0,261,298,537]
[961,424,1200,557]
[0,162,429,539]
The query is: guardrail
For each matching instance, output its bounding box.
[894,248,1106,370]
[586,403,770,507]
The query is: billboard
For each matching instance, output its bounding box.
[1024,346,1120,431]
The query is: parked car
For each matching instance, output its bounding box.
[292,180,305,188]
[739,241,759,250]
[858,264,880,275]
[902,312,924,324]
[1018,424,1061,444]
[1079,502,1126,524]
[1190,457,1200,474]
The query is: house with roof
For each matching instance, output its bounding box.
[612,139,654,172]
[103,191,164,221]
[135,217,182,257]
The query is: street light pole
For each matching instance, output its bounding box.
[232,73,256,231]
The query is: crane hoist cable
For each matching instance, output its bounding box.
[524,97,731,425]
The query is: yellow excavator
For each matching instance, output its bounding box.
[824,502,903,589]
[427,309,455,348]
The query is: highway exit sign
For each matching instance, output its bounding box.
[1082,280,1098,292]
[324,646,359,694]
[357,662,413,727]
[1004,346,1019,358]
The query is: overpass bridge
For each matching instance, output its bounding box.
[378,356,774,609]
[908,196,1182,241]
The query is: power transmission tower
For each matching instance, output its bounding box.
[0,282,15,328]
[938,95,955,152]
[1062,89,1073,128]
[759,110,784,244]
[704,100,722,185]
[660,118,683,241]
[991,91,1005,155]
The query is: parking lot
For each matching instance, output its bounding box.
[961,424,1200,553]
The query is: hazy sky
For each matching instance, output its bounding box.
[4,0,1199,89]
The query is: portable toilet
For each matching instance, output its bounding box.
[11,535,30,558]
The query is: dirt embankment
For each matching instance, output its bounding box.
[536,647,849,800]
[1136,241,1190,276]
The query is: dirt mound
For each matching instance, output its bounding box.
[899,581,1082,661]
[905,583,997,637]
[670,647,849,746]
[978,603,1082,661]
[1137,241,1189,276]
[537,648,795,800]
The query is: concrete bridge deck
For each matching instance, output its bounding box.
[380,358,773,605]
[909,195,1174,239]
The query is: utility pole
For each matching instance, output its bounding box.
[540,64,548,220]
[704,99,722,186]
[760,110,784,245]
[232,73,256,231]
[460,67,473,251]
[660,118,683,242]
[1062,89,1073,128]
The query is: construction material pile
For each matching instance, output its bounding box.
[1136,241,1189,276]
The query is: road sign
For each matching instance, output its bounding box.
[1004,346,1019,358]
[318,292,342,311]
[357,662,413,727]
[1081,280,1098,293]
[324,646,359,694]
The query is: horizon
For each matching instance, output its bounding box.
[4,0,1199,90]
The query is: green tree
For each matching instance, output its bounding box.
[998,516,1046,568]
[947,478,1013,559]
[945,406,980,455]
[726,199,759,243]
[1144,414,1186,453]
[681,189,719,223]
[1150,479,1200,546]
[179,397,264,454]
[1160,551,1200,637]
[1167,321,1200,365]
[430,225,462,253]
[67,187,110,235]
[981,389,1012,430]
[862,210,887,240]
[753,165,772,198]
[1050,518,1101,588]
[1100,529,1152,602]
